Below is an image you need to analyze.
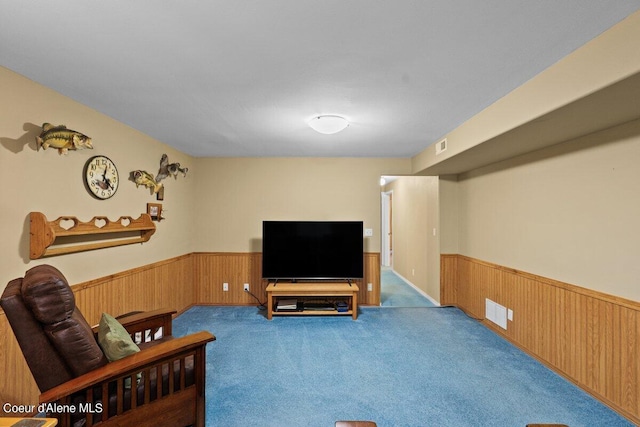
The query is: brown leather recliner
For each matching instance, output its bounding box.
[1,264,215,427]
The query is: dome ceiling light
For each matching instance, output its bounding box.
[308,115,349,134]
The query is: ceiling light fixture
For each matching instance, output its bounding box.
[308,115,349,134]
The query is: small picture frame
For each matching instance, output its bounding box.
[147,203,163,221]
[156,186,165,201]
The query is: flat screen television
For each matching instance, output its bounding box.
[262,221,364,281]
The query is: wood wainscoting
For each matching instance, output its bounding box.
[441,254,640,425]
[1,252,381,408]
[193,252,381,307]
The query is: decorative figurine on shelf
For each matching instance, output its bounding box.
[130,170,163,194]
[156,153,189,182]
[36,123,93,155]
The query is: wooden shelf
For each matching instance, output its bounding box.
[29,211,156,259]
[266,282,359,320]
[272,309,354,317]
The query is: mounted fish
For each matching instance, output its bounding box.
[130,170,163,194]
[36,123,93,155]
[156,153,189,183]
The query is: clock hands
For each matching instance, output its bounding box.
[101,164,115,190]
[92,164,115,191]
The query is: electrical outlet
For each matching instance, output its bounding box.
[223,282,229,292]
[367,283,373,292]
[244,283,250,292]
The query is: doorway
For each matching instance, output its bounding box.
[379,175,440,307]
[381,190,393,267]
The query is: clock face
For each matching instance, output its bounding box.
[84,156,119,199]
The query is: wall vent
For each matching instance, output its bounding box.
[485,298,507,330]
[435,138,447,155]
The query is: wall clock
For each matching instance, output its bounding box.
[84,155,119,199]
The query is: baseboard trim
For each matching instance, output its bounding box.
[389,269,441,306]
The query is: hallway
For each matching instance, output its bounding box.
[380,268,436,307]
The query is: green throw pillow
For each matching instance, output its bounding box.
[98,313,140,361]
[98,313,141,388]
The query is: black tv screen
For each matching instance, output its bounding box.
[262,221,364,280]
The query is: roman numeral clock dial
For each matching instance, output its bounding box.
[84,155,119,199]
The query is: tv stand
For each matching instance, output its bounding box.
[266,282,359,320]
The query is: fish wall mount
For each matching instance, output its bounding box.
[36,123,93,155]
[130,154,189,200]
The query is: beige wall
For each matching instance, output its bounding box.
[192,157,411,254]
[454,118,640,301]
[0,66,195,290]
[438,175,459,254]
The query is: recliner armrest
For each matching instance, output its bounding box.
[40,330,215,403]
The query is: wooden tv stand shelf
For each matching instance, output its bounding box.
[266,282,359,320]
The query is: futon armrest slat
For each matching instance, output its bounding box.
[91,308,176,336]
[118,308,176,336]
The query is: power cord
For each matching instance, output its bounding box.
[245,288,267,310]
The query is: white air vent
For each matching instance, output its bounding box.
[485,298,507,330]
[435,138,447,155]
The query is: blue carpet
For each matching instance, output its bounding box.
[381,269,436,307]
[174,306,632,427]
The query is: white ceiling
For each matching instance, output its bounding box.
[2,1,639,158]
